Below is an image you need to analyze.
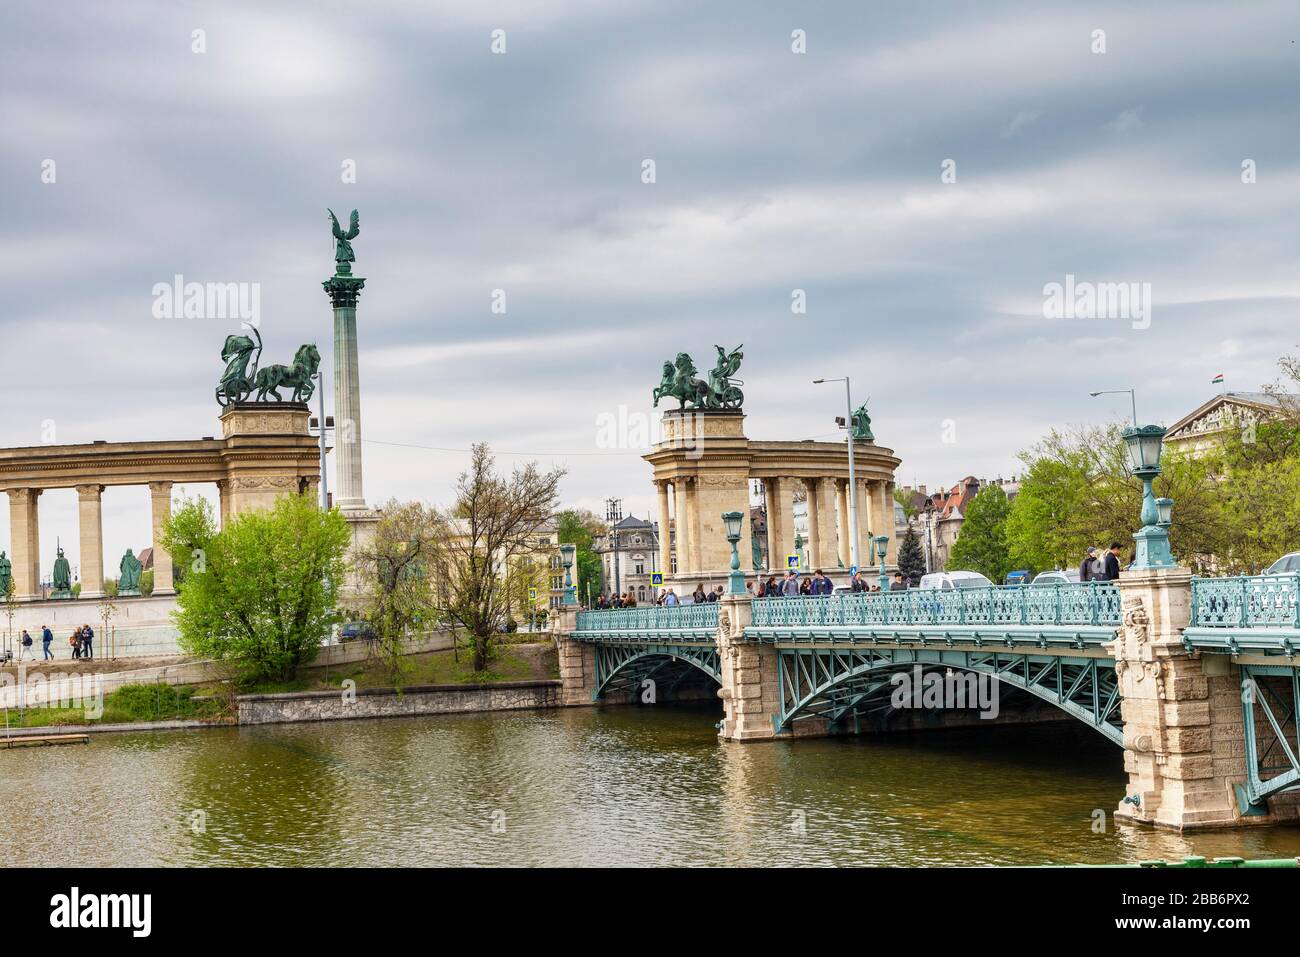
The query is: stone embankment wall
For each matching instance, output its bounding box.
[237,679,561,725]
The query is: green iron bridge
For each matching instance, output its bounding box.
[571,575,1300,809]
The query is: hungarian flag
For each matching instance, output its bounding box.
[1211,373,1225,384]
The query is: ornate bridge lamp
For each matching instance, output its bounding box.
[873,535,890,591]
[722,511,746,595]
[560,543,577,606]
[1121,425,1177,569]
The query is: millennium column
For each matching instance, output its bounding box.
[322,208,368,514]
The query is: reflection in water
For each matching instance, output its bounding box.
[5,704,1300,866]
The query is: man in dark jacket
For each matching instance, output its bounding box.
[1078,546,1097,582]
[890,572,907,591]
[1100,543,1123,581]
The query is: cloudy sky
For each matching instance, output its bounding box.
[3,1,1299,575]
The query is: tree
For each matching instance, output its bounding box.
[897,523,926,583]
[1004,423,1230,575]
[430,444,564,673]
[893,487,919,522]
[358,499,441,685]
[948,484,1013,583]
[161,493,350,684]
[555,508,604,603]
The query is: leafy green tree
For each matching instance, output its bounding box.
[161,493,350,683]
[556,509,603,603]
[897,524,926,582]
[359,499,441,685]
[1005,423,1231,575]
[948,484,1013,582]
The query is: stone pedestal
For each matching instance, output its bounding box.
[717,594,787,740]
[552,605,597,706]
[219,404,314,516]
[1111,567,1256,829]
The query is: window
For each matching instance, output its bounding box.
[635,562,644,574]
[638,586,646,601]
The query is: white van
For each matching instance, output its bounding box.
[918,571,993,590]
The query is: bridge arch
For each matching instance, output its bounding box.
[774,648,1122,745]
[592,643,721,702]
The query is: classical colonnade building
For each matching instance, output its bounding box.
[645,411,901,583]
[0,405,322,602]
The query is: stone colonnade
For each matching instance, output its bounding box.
[645,411,901,583]
[0,404,322,602]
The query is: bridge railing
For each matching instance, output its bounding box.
[574,602,720,638]
[751,583,1121,630]
[1189,573,1300,630]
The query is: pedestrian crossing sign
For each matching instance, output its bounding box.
[527,587,537,601]
[651,572,663,586]
[787,554,799,569]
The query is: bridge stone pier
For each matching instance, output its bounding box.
[556,568,1300,830]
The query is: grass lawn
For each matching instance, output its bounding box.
[2,683,230,729]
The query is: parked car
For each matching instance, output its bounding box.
[1264,552,1300,575]
[339,620,377,642]
[1030,569,1082,587]
[1005,570,1032,586]
[918,571,993,590]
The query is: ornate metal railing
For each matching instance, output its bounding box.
[1184,574,1300,656]
[575,601,720,639]
[1189,574,1300,629]
[751,584,1121,630]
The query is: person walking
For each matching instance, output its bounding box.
[890,572,907,591]
[69,629,81,659]
[691,584,706,604]
[80,623,94,660]
[781,571,800,597]
[20,629,35,662]
[663,588,678,606]
[41,625,53,660]
[812,569,833,595]
[1078,546,1098,583]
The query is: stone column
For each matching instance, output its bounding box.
[656,480,673,578]
[1111,567,1247,829]
[804,479,822,570]
[7,488,41,601]
[835,479,850,568]
[812,478,839,571]
[682,477,702,575]
[855,478,874,566]
[149,481,175,595]
[75,484,105,599]
[876,481,898,564]
[216,480,230,529]
[323,272,368,512]
[764,477,796,573]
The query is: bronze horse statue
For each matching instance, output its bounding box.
[254,343,321,402]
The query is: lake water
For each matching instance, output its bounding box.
[6,704,1300,866]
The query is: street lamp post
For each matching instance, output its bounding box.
[1121,425,1177,569]
[560,543,577,606]
[1089,388,1138,427]
[309,371,334,511]
[874,535,890,591]
[722,511,746,595]
[814,377,860,573]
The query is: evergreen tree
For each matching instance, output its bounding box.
[948,484,1013,583]
[897,524,926,583]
